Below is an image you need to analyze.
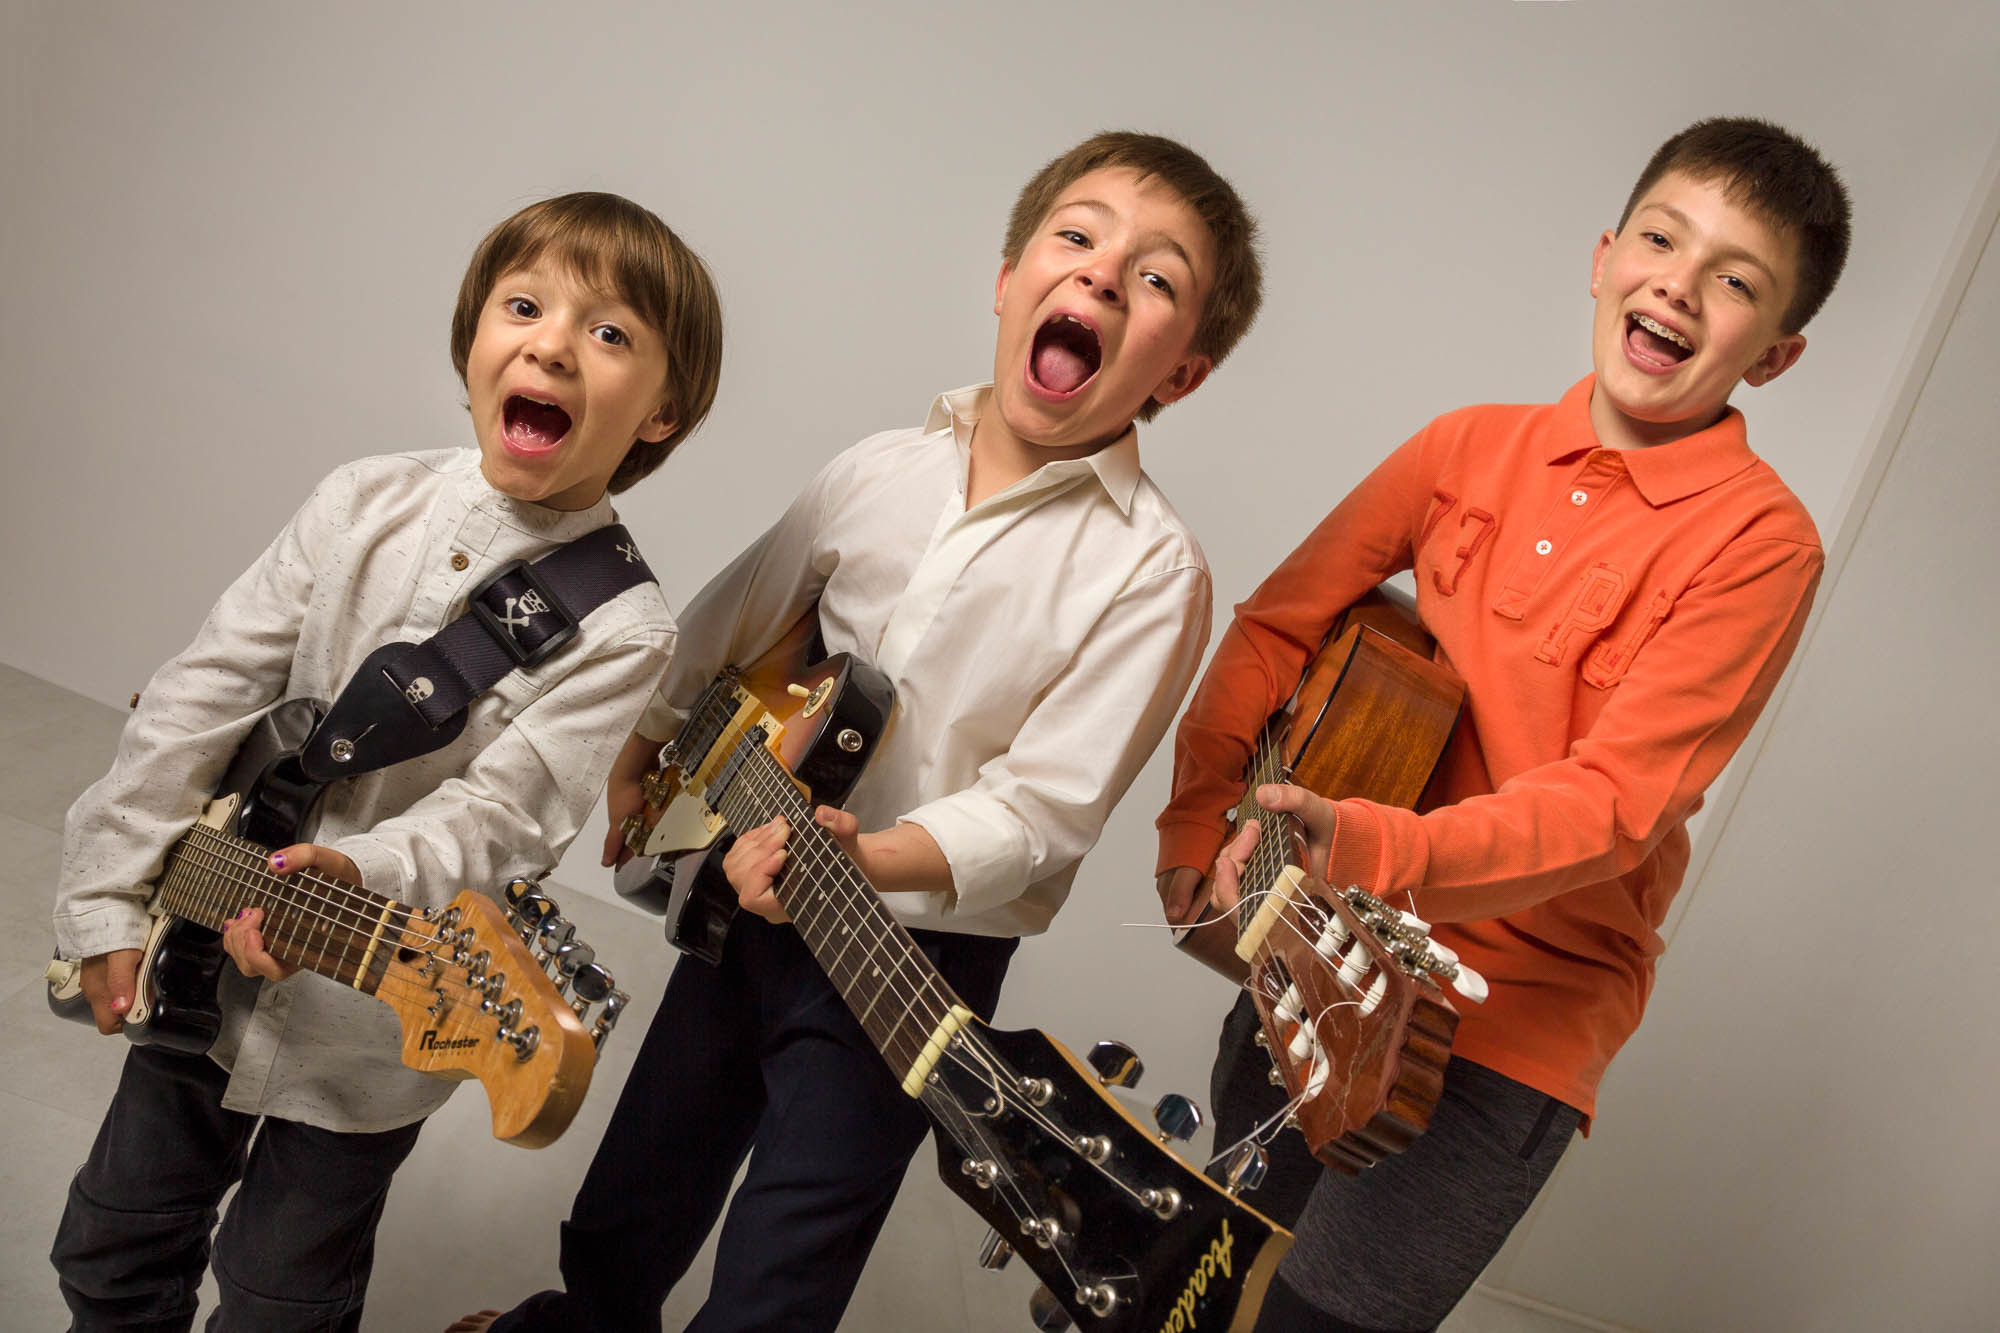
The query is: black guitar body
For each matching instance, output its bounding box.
[47,699,328,1051]
[622,644,894,967]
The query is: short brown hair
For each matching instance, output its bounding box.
[1618,117,1851,333]
[451,192,724,492]
[1004,131,1262,421]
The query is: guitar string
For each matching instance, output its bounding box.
[162,832,536,1024]
[703,749,1103,1283]
[712,733,1163,1215]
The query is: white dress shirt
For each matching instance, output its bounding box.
[640,385,1211,937]
[56,449,675,1131]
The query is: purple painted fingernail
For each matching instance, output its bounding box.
[270,852,286,870]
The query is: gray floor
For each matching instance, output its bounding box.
[0,662,1591,1333]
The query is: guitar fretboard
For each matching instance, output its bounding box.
[153,822,402,994]
[700,716,965,1083]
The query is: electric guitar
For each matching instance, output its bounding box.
[620,615,1290,1332]
[45,699,628,1148]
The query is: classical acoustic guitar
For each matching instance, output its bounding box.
[45,699,627,1148]
[1172,587,1486,1171]
[617,610,1291,1333]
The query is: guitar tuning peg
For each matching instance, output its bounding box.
[1086,1039,1143,1089]
[1448,962,1489,1003]
[568,961,614,1004]
[590,989,629,1050]
[502,877,536,908]
[1396,908,1432,937]
[976,1228,1014,1271]
[1151,1092,1203,1144]
[548,939,596,979]
[1221,1140,1269,1195]
[1028,1284,1075,1331]
[536,915,575,954]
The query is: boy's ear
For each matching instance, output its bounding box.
[1743,332,1807,388]
[1149,353,1213,409]
[1590,228,1616,299]
[993,261,1013,316]
[637,402,677,446]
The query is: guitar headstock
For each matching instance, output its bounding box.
[924,1019,1289,1331]
[377,882,628,1148]
[1235,865,1477,1173]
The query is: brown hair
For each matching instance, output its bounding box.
[1618,117,1851,333]
[1004,131,1262,421]
[451,192,724,492]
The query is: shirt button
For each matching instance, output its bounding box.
[1571,490,1589,506]
[1535,539,1553,556]
[451,552,469,571]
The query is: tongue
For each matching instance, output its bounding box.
[1629,324,1689,365]
[509,398,570,447]
[1034,340,1093,394]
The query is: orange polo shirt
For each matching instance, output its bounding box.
[1157,376,1822,1119]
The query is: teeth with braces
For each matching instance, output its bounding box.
[1632,313,1692,350]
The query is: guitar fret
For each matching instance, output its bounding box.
[699,727,954,1084]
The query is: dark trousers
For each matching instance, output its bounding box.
[1208,992,1581,1333]
[497,915,1017,1333]
[50,1042,423,1333]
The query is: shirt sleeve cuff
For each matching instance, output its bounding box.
[53,898,154,960]
[1155,819,1228,878]
[331,835,414,905]
[899,794,1030,920]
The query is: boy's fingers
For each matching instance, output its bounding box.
[222,908,297,982]
[267,842,361,886]
[82,949,142,1034]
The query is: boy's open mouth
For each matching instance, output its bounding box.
[1029,314,1102,397]
[1626,312,1695,368]
[503,394,572,451]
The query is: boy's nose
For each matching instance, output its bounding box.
[526,328,576,371]
[1075,267,1121,305]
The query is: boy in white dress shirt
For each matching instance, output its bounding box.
[50,192,723,1333]
[461,131,1265,1333]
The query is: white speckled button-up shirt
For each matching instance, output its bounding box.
[56,449,675,1132]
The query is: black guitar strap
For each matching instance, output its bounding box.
[295,524,656,784]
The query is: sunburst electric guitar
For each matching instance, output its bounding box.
[616,612,1290,1332]
[1174,588,1488,1171]
[45,699,629,1147]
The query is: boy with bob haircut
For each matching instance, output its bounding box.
[1157,117,1851,1331]
[463,131,1262,1333]
[52,191,722,1331]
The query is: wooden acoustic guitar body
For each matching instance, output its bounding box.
[1176,588,1465,985]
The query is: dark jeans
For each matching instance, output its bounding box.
[1208,991,1581,1333]
[51,1042,423,1333]
[496,916,1017,1333]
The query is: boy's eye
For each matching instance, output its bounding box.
[1642,231,1670,249]
[592,324,630,347]
[1057,228,1089,247]
[1143,271,1176,298]
[1721,274,1754,297]
[505,296,540,319]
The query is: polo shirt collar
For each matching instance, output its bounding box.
[1548,374,1759,506]
[926,383,1142,515]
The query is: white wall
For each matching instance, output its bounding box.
[1492,169,2000,1331]
[5,1,1998,1324]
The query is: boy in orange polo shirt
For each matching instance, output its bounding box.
[1155,118,1851,1330]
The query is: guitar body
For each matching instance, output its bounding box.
[46,698,329,1052]
[1176,588,1465,985]
[617,609,894,964]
